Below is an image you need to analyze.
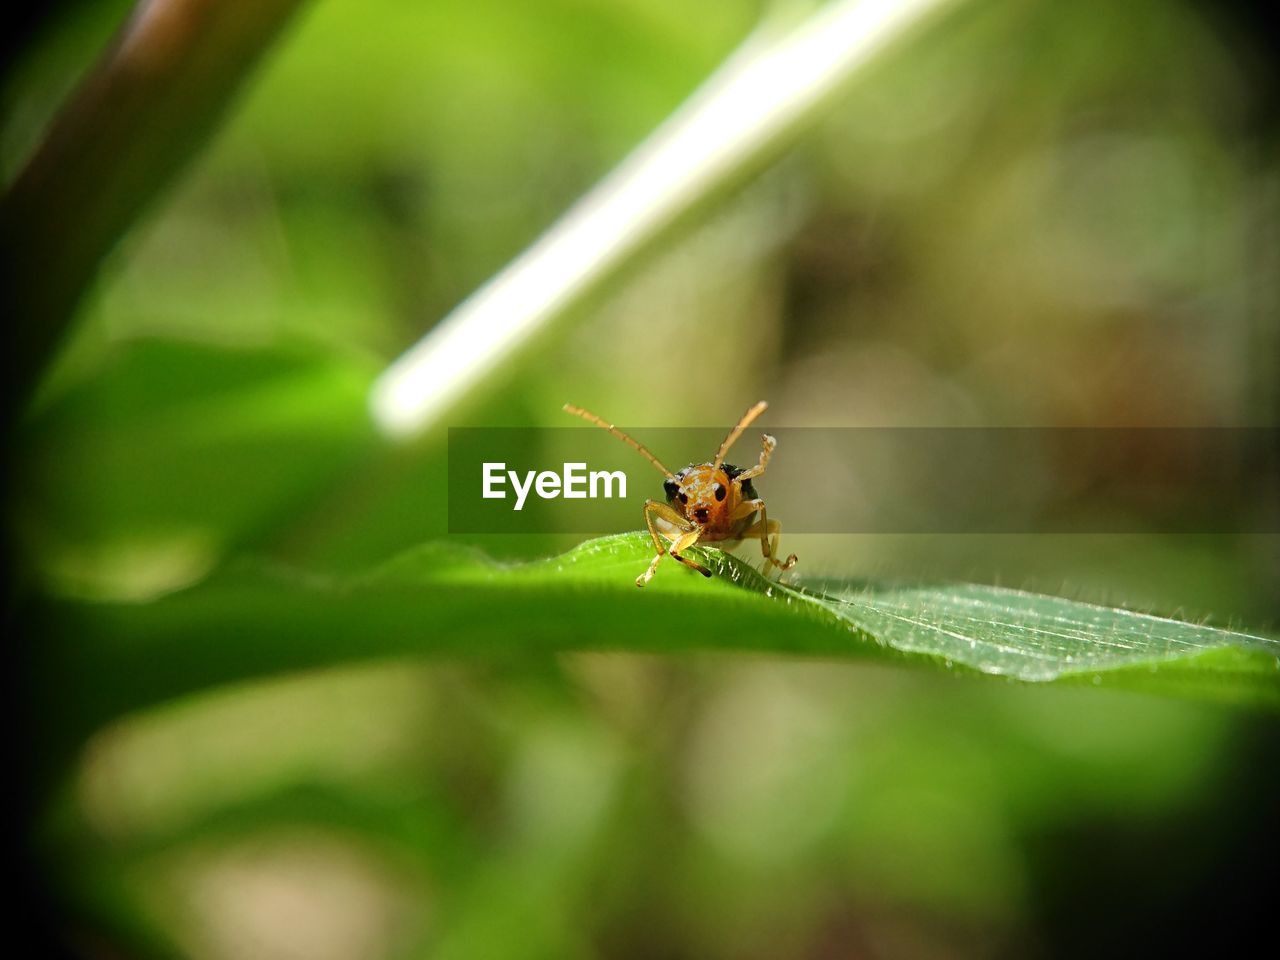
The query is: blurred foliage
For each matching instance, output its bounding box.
[6,0,1278,957]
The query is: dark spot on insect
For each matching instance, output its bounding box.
[693,507,709,523]
[679,492,689,504]
[713,483,726,501]
[722,464,756,500]
[663,479,679,501]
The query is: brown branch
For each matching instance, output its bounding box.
[2,0,308,420]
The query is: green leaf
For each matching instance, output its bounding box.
[801,577,1279,700]
[35,533,1278,766]
[14,339,378,599]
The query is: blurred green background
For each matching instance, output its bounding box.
[5,0,1277,957]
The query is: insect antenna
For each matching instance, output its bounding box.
[713,400,768,469]
[563,404,673,478]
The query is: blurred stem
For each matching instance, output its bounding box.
[1,0,307,424]
[370,0,964,439]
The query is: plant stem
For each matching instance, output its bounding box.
[2,0,307,424]
[370,0,964,440]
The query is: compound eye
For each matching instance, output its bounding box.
[663,479,679,500]
[713,483,726,501]
[678,491,689,505]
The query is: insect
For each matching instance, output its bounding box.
[563,400,798,587]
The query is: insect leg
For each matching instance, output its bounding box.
[638,499,706,587]
[740,505,797,573]
[733,433,776,481]
[668,527,711,578]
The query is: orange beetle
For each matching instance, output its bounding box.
[564,401,797,587]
